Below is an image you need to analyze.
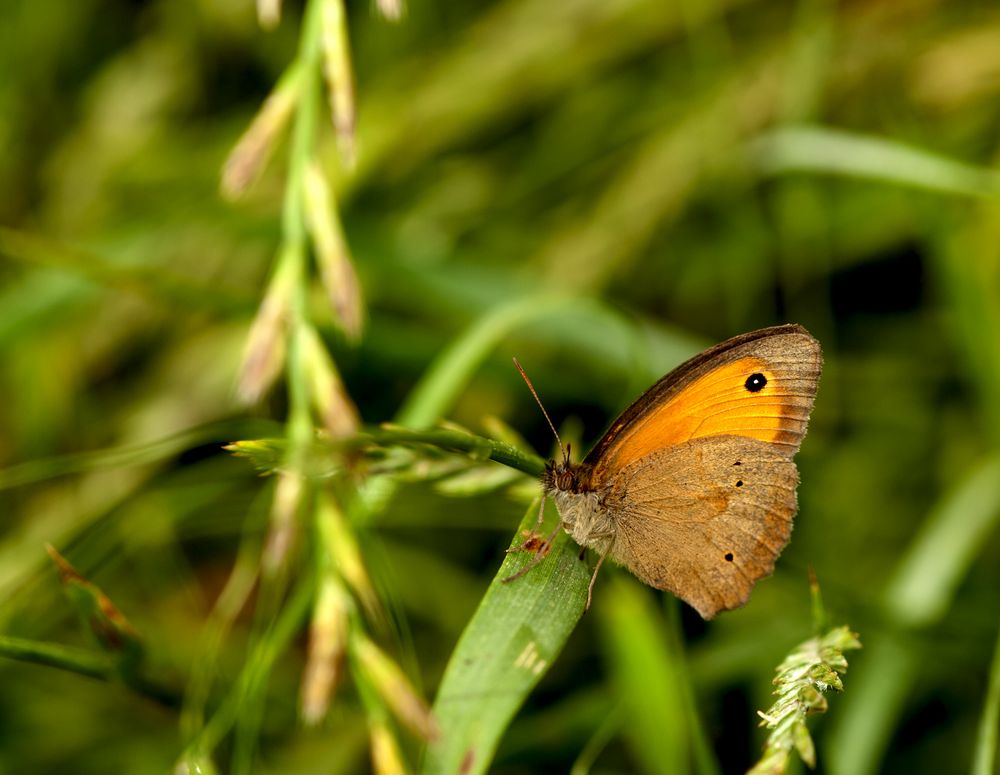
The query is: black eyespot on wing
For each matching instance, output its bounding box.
[733,461,741,466]
[724,552,734,562]
[744,373,767,392]
[735,480,743,487]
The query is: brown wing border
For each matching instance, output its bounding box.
[582,324,818,467]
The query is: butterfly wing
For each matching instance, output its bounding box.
[582,324,821,618]
[605,435,799,618]
[584,324,821,487]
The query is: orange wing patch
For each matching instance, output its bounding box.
[593,357,815,477]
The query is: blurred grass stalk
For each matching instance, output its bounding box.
[827,454,1000,775]
[973,617,1000,775]
[820,136,1000,771]
[740,117,1000,775]
[749,126,1000,198]
[192,0,434,771]
[598,578,719,775]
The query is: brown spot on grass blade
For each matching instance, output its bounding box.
[517,530,546,553]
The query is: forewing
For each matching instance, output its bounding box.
[586,325,821,487]
[605,436,799,619]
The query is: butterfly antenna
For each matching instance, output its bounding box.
[512,358,568,462]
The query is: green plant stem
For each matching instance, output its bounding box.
[282,0,322,443]
[188,573,314,760]
[570,702,623,775]
[0,419,281,491]
[0,635,180,707]
[0,634,113,678]
[180,503,265,745]
[359,426,546,478]
[230,3,323,770]
[227,427,546,488]
[282,0,323,249]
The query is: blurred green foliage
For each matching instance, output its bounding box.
[2,0,1000,773]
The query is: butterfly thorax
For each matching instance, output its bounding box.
[542,459,616,554]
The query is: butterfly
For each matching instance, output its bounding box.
[508,324,822,619]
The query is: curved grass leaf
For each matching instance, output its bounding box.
[827,453,1000,775]
[750,126,1000,197]
[421,499,590,775]
[973,615,1000,775]
[598,578,689,774]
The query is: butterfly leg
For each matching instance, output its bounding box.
[506,496,548,554]
[585,551,609,610]
[501,523,562,583]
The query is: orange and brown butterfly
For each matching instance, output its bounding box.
[509,324,822,619]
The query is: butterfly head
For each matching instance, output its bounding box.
[542,447,591,495]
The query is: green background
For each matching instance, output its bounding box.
[1,0,999,773]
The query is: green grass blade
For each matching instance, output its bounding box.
[749,125,1000,197]
[597,577,697,775]
[0,227,252,313]
[570,702,624,775]
[0,419,280,491]
[973,616,1000,775]
[826,635,915,775]
[396,294,620,427]
[0,635,113,680]
[828,453,1000,775]
[883,454,1000,628]
[421,499,590,775]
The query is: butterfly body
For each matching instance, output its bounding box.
[536,324,822,619]
[543,462,614,553]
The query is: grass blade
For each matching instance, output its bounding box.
[828,453,1000,775]
[421,499,590,775]
[597,577,700,775]
[750,125,1000,197]
[973,616,1000,775]
[884,454,1000,628]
